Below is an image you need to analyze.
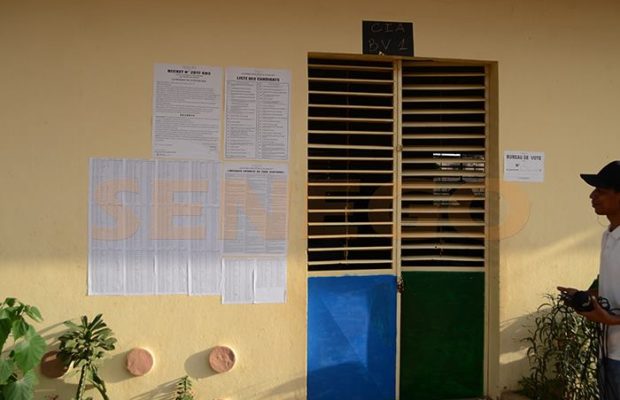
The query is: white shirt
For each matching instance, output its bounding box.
[598,226,620,360]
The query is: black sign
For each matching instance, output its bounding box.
[362,21,414,56]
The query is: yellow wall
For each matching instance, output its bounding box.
[1,0,620,398]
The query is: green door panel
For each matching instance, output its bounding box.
[400,271,484,399]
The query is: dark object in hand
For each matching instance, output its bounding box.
[561,290,594,312]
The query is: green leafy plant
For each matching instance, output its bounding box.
[174,376,195,400]
[519,294,599,400]
[0,297,46,400]
[57,314,116,400]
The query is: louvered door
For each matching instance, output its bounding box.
[399,60,487,399]
[307,55,397,272]
[306,53,493,400]
[399,60,487,271]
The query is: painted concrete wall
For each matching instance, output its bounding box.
[1,0,619,398]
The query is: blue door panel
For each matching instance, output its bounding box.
[307,275,396,400]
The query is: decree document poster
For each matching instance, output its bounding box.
[224,68,290,161]
[152,63,222,160]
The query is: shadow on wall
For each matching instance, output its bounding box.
[100,350,137,383]
[184,347,219,379]
[256,375,306,400]
[233,374,306,400]
[186,372,305,400]
[499,226,603,390]
[499,305,551,389]
[131,379,178,400]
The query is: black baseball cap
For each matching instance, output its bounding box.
[580,161,620,189]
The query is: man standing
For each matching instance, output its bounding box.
[558,160,620,399]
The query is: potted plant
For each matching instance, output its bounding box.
[57,314,116,400]
[0,297,46,400]
[518,294,599,400]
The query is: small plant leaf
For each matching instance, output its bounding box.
[11,320,29,341]
[63,321,79,331]
[22,307,42,323]
[3,299,16,308]
[0,358,14,384]
[2,369,37,400]
[12,328,46,372]
[0,319,11,353]
[0,298,43,400]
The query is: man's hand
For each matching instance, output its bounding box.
[557,286,578,296]
[578,296,615,324]
[557,286,619,324]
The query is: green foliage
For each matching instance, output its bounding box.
[174,376,195,400]
[519,294,600,400]
[57,314,116,400]
[0,298,45,400]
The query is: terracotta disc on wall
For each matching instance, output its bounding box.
[125,347,154,376]
[208,346,236,373]
[40,350,68,379]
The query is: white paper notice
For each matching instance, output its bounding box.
[189,251,222,295]
[221,257,286,304]
[254,257,286,303]
[223,164,288,254]
[89,158,222,295]
[153,64,222,160]
[504,151,545,182]
[222,257,254,304]
[225,68,290,161]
